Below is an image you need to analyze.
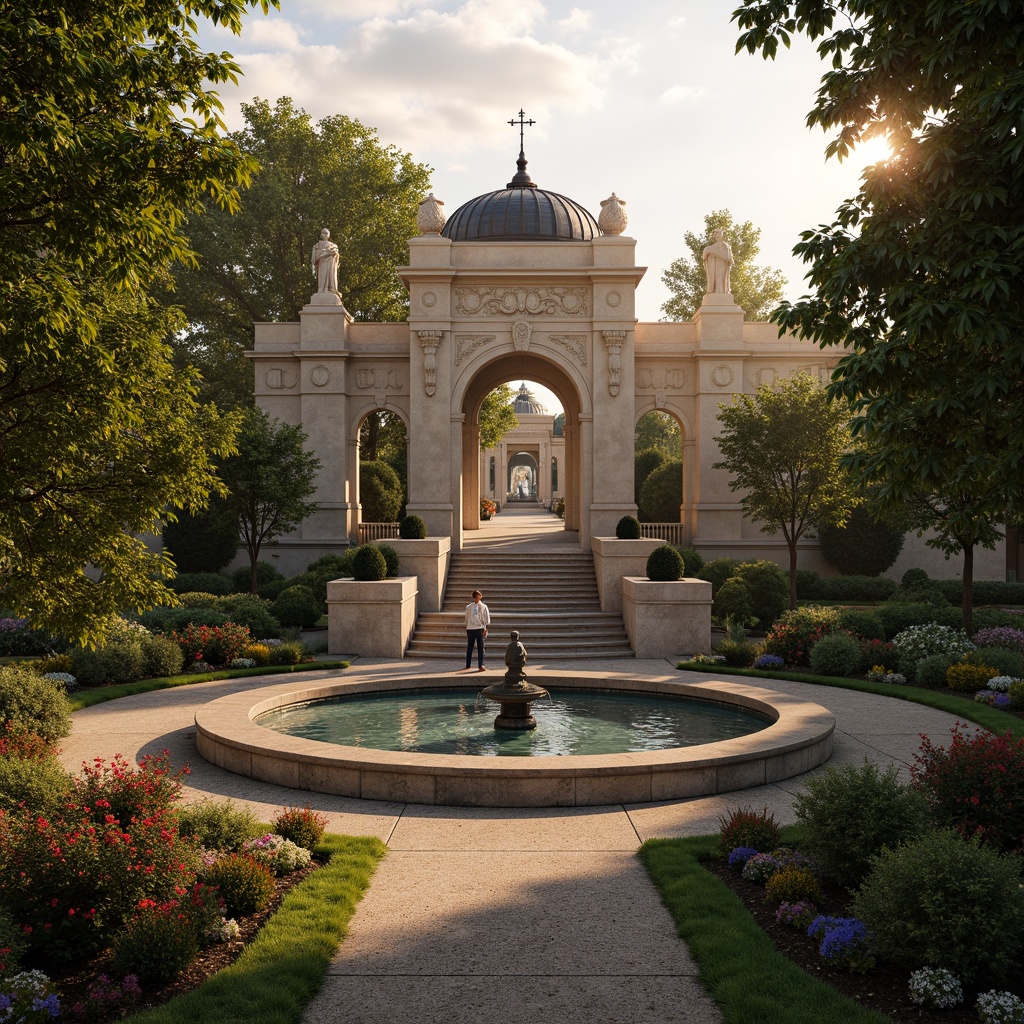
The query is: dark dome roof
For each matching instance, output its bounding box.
[442,151,598,242]
[512,382,546,415]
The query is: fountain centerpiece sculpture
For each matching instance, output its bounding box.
[480,631,550,730]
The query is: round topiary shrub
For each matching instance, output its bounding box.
[637,460,682,523]
[615,515,642,539]
[646,544,684,581]
[398,514,427,539]
[852,829,1024,983]
[377,543,399,577]
[818,505,905,577]
[203,854,276,916]
[713,578,754,625]
[901,567,931,591]
[793,760,930,886]
[271,585,322,629]
[808,632,862,677]
[351,544,388,581]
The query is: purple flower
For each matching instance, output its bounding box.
[808,916,874,971]
[753,654,785,670]
[728,846,759,870]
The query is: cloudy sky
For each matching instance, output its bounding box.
[201,0,883,410]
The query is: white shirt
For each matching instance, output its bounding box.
[465,601,490,630]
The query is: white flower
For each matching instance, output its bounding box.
[987,676,1019,693]
[908,967,963,1009]
[977,990,1024,1024]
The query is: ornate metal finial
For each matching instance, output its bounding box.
[507,108,538,189]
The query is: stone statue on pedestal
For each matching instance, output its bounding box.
[312,228,341,295]
[702,228,733,294]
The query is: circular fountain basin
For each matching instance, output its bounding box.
[194,672,835,808]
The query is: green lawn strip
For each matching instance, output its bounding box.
[639,833,890,1024]
[676,661,1024,738]
[67,662,350,711]
[124,833,386,1024]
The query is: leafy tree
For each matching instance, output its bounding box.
[0,0,273,644]
[1,294,240,644]
[818,504,905,578]
[359,461,403,523]
[360,411,407,503]
[163,496,239,574]
[635,449,666,504]
[219,408,320,594]
[638,461,683,523]
[714,373,857,608]
[479,384,519,450]
[634,411,681,458]
[661,210,786,321]
[733,0,1024,631]
[166,97,432,408]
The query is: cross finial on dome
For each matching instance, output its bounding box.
[507,108,538,189]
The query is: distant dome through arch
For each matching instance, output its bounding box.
[441,149,599,242]
[512,382,547,415]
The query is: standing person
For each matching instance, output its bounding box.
[464,589,490,671]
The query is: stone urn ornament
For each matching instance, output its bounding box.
[417,193,446,235]
[598,193,628,235]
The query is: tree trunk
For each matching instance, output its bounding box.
[788,539,799,610]
[962,542,974,636]
[249,549,259,595]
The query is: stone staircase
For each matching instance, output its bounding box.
[406,551,635,660]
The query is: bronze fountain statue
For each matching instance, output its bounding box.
[480,631,550,729]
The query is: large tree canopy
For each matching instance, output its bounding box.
[479,385,520,451]
[167,97,433,409]
[714,373,858,608]
[661,210,786,321]
[1,0,272,644]
[733,0,1024,626]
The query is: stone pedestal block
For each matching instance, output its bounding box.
[591,537,662,612]
[385,537,451,612]
[327,576,418,658]
[621,576,712,659]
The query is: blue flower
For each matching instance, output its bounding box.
[727,846,759,870]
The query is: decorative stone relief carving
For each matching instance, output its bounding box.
[422,291,437,308]
[602,330,626,397]
[309,364,330,387]
[757,367,778,386]
[511,320,532,352]
[798,363,831,383]
[636,368,686,389]
[551,333,587,365]
[355,368,401,390]
[711,364,734,387]
[454,334,495,365]
[416,194,446,235]
[265,368,297,390]
[454,286,588,317]
[417,330,443,397]
[606,291,622,308]
[598,193,628,235]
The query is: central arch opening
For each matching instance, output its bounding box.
[458,353,586,545]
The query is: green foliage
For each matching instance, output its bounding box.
[216,594,283,639]
[230,562,286,599]
[660,209,786,321]
[762,606,840,666]
[715,373,857,609]
[169,573,234,596]
[0,0,273,646]
[795,569,824,599]
[165,97,431,409]
[734,0,1024,634]
[141,633,185,679]
[70,621,146,687]
[637,460,682,523]
[677,547,704,576]
[0,665,72,741]
[110,899,201,986]
[163,497,239,574]
[714,579,754,625]
[794,760,930,887]
[646,545,684,582]
[0,755,72,816]
[633,412,681,460]
[634,448,666,504]
[203,854,275,917]
[718,805,780,854]
[0,907,27,977]
[351,545,387,582]
[875,602,944,641]
[852,830,1024,984]
[220,409,320,594]
[273,806,328,851]
[945,662,995,693]
[818,505,905,577]
[764,866,822,907]
[817,575,898,602]
[268,640,306,665]
[697,558,741,597]
[966,646,1024,679]
[478,384,520,451]
[915,654,955,688]
[359,460,403,523]
[177,799,265,853]
[902,568,931,591]
[732,560,789,628]
[271,586,321,629]
[377,544,399,578]
[715,637,760,667]
[615,515,642,539]
[835,610,885,641]
[808,632,862,677]
[398,515,427,539]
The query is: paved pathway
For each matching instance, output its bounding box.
[58,656,973,1023]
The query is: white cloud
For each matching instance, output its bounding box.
[301,0,434,19]
[557,7,592,34]
[667,15,686,29]
[658,84,704,105]
[224,0,606,154]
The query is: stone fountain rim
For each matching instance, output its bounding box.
[193,670,835,807]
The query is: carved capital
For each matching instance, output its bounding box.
[602,330,626,397]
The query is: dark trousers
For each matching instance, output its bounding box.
[466,629,485,668]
